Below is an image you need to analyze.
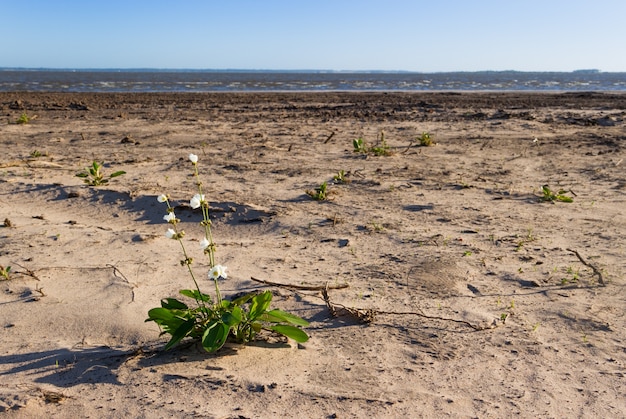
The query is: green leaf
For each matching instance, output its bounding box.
[75,173,89,178]
[164,317,196,351]
[180,289,211,302]
[264,309,309,326]
[146,307,188,333]
[161,298,188,310]
[222,306,242,327]
[249,291,272,321]
[270,325,309,343]
[231,292,255,306]
[109,170,126,178]
[202,321,230,352]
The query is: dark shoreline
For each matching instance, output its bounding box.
[3,91,626,124]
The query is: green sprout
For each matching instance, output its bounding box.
[418,132,433,146]
[76,161,126,186]
[333,170,350,184]
[306,181,329,201]
[353,137,367,154]
[16,113,30,124]
[540,185,573,203]
[0,265,11,280]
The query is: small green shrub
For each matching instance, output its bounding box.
[76,161,126,186]
[307,181,329,200]
[540,185,573,203]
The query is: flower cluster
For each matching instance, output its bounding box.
[157,154,226,284]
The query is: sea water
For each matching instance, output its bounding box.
[1,69,625,92]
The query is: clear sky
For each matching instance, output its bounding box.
[1,0,624,72]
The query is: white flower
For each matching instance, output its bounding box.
[200,237,210,249]
[157,194,168,203]
[189,153,198,164]
[190,193,205,209]
[165,228,176,239]
[208,265,227,281]
[163,212,176,223]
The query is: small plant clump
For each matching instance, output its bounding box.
[333,170,350,184]
[146,154,309,353]
[352,131,392,156]
[76,161,126,186]
[369,132,392,156]
[0,265,11,280]
[353,137,367,154]
[540,185,573,203]
[15,113,31,124]
[418,132,434,146]
[306,181,329,201]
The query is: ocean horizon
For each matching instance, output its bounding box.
[1,68,625,92]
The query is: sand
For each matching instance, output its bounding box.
[1,91,625,418]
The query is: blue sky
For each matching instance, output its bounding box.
[1,0,624,72]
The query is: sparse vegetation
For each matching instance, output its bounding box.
[418,131,433,146]
[0,265,11,280]
[306,181,329,201]
[15,113,31,124]
[333,170,350,184]
[76,161,126,186]
[352,131,392,156]
[540,185,573,203]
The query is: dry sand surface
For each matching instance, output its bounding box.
[1,91,625,418]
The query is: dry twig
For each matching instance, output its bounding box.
[321,288,489,330]
[250,276,349,291]
[566,248,605,286]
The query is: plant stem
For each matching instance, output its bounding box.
[192,161,221,303]
[164,199,209,317]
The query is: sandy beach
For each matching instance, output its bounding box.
[1,91,625,418]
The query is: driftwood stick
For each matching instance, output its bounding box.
[250,276,349,291]
[321,288,488,330]
[379,309,488,331]
[566,248,605,286]
[12,263,41,281]
[323,131,336,144]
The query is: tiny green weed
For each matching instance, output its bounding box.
[0,265,11,280]
[352,132,392,156]
[540,185,573,203]
[306,181,329,201]
[76,161,126,186]
[353,137,367,154]
[418,132,433,146]
[370,131,392,156]
[15,113,31,124]
[333,170,350,184]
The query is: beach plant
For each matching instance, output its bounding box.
[352,132,392,156]
[306,181,329,200]
[418,132,433,146]
[15,113,30,124]
[370,131,392,156]
[76,161,126,186]
[353,137,367,154]
[333,170,350,184]
[0,265,10,280]
[146,154,309,353]
[540,185,573,203]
